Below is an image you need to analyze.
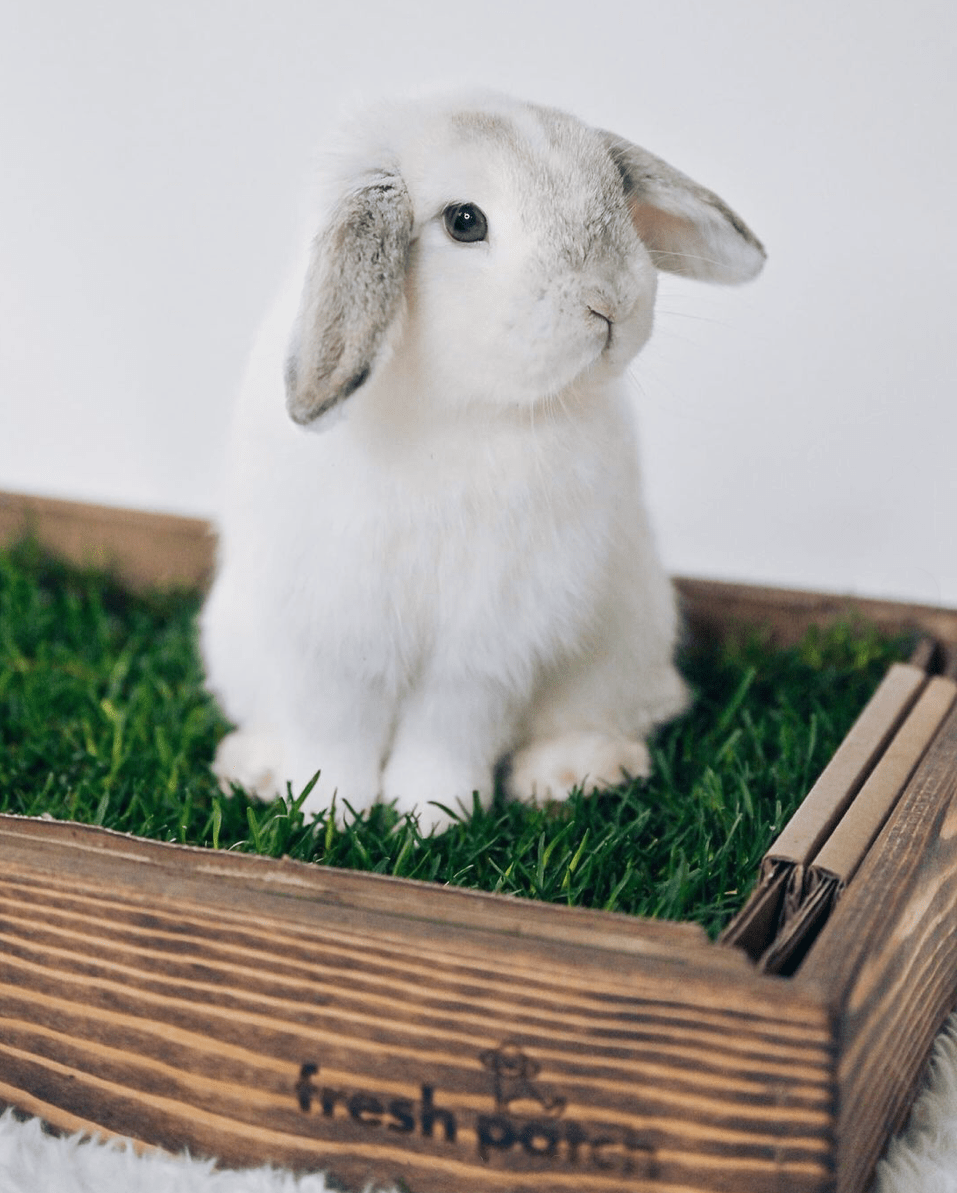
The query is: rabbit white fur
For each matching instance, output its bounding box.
[200,89,765,833]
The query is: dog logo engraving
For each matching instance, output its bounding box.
[478,1041,567,1117]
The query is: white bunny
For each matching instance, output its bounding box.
[200,89,765,833]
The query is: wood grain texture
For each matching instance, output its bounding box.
[0,817,835,1193]
[797,702,957,1193]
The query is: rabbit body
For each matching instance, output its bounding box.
[200,90,765,831]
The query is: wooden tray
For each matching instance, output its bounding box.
[3,488,957,1193]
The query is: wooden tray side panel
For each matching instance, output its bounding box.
[675,577,957,650]
[0,490,215,591]
[0,820,837,1193]
[798,703,957,1193]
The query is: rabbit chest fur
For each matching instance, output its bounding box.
[200,89,765,832]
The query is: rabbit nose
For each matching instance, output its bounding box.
[587,299,614,322]
[584,286,618,322]
[586,297,615,346]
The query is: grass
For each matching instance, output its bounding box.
[0,537,912,936]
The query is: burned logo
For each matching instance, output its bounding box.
[295,1042,655,1177]
[478,1041,566,1117]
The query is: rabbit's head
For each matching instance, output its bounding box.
[285,91,765,425]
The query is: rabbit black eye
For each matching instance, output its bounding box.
[443,203,488,243]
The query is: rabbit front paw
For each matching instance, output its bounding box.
[382,749,493,835]
[212,727,283,799]
[506,731,651,802]
[213,728,382,820]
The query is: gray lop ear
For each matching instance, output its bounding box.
[285,170,414,425]
[600,132,765,284]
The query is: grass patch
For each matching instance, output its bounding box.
[0,538,911,936]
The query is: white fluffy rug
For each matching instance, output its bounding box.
[875,1017,957,1193]
[0,1112,337,1193]
[3,1019,957,1193]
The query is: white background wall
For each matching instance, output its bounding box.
[1,1,954,604]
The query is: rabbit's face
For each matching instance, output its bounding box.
[285,90,764,428]
[398,103,658,409]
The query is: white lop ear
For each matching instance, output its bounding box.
[285,170,414,425]
[601,133,765,284]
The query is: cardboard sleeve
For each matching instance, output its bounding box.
[721,660,957,972]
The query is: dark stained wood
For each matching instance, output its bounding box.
[797,702,957,1193]
[0,817,835,1193]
